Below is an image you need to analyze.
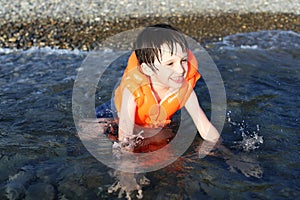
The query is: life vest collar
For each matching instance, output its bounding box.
[114,50,201,127]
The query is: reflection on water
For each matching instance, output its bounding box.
[0,30,299,199]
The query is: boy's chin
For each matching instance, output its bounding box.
[169,82,183,89]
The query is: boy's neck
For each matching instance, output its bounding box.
[150,83,177,103]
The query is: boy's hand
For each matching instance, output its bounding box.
[78,118,116,138]
[197,140,219,158]
[198,139,263,178]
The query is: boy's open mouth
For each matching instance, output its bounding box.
[170,76,184,83]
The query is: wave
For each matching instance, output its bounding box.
[1,30,299,55]
[0,46,87,55]
[217,30,300,50]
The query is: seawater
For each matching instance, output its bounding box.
[0,30,299,199]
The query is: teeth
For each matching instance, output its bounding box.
[171,77,183,82]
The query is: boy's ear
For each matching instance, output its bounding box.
[140,63,154,76]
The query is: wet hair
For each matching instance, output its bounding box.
[134,24,188,71]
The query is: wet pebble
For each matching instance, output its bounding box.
[25,183,56,200]
[5,170,35,200]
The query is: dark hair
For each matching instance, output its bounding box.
[134,24,188,71]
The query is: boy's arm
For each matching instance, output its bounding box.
[184,90,220,142]
[118,87,136,141]
[185,91,263,178]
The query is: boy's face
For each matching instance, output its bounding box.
[149,43,188,90]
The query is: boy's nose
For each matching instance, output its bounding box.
[174,62,186,75]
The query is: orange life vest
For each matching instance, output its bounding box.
[114,50,200,127]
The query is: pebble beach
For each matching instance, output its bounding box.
[0,0,299,50]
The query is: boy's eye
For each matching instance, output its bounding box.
[181,58,187,62]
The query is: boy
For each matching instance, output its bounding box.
[91,24,262,178]
[113,24,220,145]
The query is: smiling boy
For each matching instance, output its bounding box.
[114,24,220,143]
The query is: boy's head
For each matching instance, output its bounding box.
[134,24,188,72]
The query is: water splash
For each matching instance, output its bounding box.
[226,111,263,152]
[107,170,150,200]
[108,136,150,200]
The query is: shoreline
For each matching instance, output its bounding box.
[0,12,299,50]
